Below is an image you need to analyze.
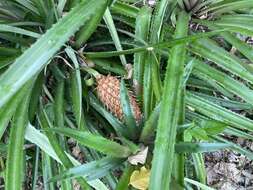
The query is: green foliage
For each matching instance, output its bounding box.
[150,11,190,190]
[1,0,253,189]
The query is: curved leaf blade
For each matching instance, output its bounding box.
[0,0,108,109]
[6,86,31,190]
[49,157,124,182]
[150,11,189,190]
[25,124,109,190]
[48,127,132,158]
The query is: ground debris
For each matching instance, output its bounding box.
[205,144,253,189]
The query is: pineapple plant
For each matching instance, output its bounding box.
[1,0,253,189]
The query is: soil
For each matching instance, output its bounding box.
[205,138,253,189]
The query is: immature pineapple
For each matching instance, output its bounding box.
[96,75,142,124]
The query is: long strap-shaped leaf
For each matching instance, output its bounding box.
[49,156,124,183]
[184,178,215,190]
[148,0,176,101]
[0,0,108,109]
[48,127,132,158]
[6,86,31,190]
[0,82,31,139]
[104,8,127,66]
[192,58,253,106]
[25,123,109,190]
[133,6,151,98]
[111,1,139,18]
[0,24,41,38]
[120,79,137,140]
[38,107,91,189]
[84,29,225,58]
[190,38,253,84]
[149,12,189,190]
[193,18,253,62]
[185,92,253,131]
[65,47,86,130]
[202,0,253,15]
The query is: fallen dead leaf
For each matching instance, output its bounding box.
[129,166,150,190]
[128,146,148,165]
